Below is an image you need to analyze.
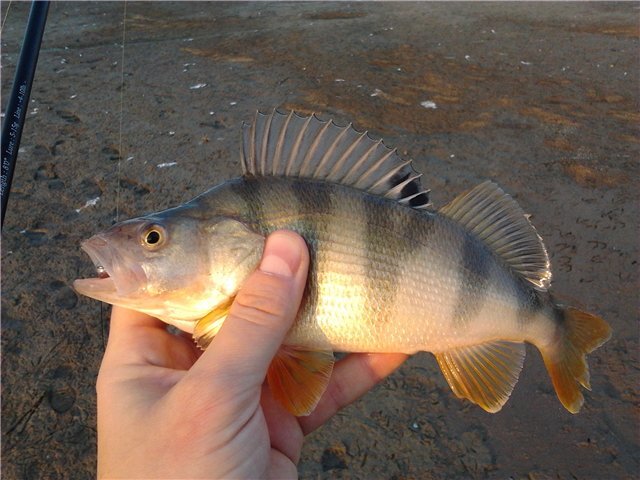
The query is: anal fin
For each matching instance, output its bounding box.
[192,297,234,350]
[267,346,334,416]
[435,341,526,413]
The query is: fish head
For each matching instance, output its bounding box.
[73,210,265,332]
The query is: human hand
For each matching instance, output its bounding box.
[97,230,408,479]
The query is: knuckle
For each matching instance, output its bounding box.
[232,274,292,325]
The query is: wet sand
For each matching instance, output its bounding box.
[1,2,638,478]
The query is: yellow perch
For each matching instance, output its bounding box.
[74,110,611,416]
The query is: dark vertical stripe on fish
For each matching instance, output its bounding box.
[231,177,266,234]
[364,195,405,325]
[289,179,334,322]
[288,178,330,256]
[290,179,334,231]
[453,233,491,328]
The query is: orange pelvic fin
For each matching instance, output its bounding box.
[267,345,334,416]
[192,297,234,350]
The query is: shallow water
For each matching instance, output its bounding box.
[1,2,638,478]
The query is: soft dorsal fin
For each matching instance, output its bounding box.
[440,181,551,290]
[240,110,432,210]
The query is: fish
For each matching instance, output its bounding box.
[74,109,611,416]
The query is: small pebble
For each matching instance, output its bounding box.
[48,386,75,413]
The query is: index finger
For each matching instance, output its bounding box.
[101,305,171,367]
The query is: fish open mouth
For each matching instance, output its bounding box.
[73,234,146,300]
[73,237,118,297]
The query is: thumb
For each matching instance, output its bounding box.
[189,230,309,385]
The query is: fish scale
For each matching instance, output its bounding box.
[213,177,525,354]
[74,110,610,416]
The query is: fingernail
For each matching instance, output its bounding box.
[259,231,304,278]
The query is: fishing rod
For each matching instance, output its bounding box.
[1,0,50,229]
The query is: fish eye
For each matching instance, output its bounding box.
[141,224,166,250]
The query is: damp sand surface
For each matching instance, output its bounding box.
[1,2,638,478]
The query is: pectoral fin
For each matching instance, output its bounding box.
[192,297,234,350]
[267,346,335,416]
[435,341,526,413]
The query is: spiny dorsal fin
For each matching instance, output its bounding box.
[240,110,432,210]
[435,340,526,413]
[440,181,551,290]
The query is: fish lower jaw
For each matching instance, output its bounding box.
[73,277,118,301]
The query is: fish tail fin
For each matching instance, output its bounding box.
[540,306,611,413]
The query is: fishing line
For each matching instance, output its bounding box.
[101,1,128,346]
[1,1,13,32]
[100,302,107,349]
[115,1,127,224]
